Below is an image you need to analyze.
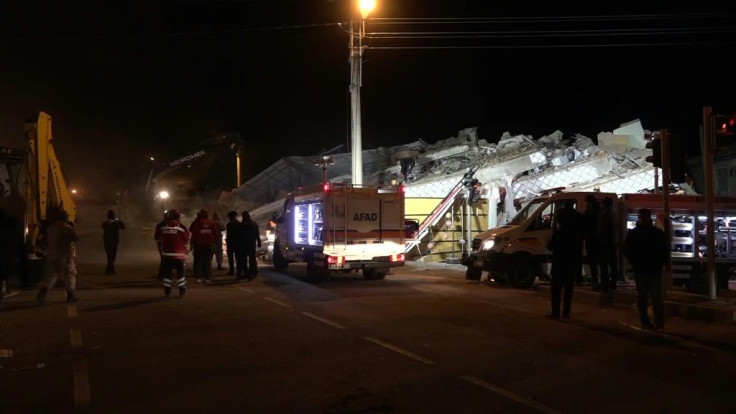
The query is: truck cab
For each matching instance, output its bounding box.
[465,191,617,288]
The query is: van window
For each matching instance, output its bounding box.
[527,202,555,231]
[510,199,546,225]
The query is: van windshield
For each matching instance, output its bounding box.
[509,199,546,225]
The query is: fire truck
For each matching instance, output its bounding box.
[271,182,406,282]
[464,190,736,291]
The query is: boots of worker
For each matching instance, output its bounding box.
[178,287,186,298]
[36,287,48,305]
[164,287,171,298]
[66,291,78,303]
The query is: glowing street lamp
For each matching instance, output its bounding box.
[350,0,376,186]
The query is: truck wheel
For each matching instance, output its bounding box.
[306,261,326,283]
[374,271,386,280]
[465,267,482,280]
[509,257,538,289]
[362,268,378,280]
[272,242,289,270]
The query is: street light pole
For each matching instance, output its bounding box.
[349,0,375,186]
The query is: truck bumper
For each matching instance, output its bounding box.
[319,259,405,271]
[467,250,508,272]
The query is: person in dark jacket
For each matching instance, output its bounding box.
[546,199,584,320]
[240,211,262,280]
[598,197,619,291]
[102,209,125,274]
[212,212,226,271]
[582,195,601,289]
[154,212,168,279]
[622,208,669,331]
[225,211,241,278]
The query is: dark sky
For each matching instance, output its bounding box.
[1,1,735,198]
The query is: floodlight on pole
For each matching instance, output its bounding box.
[349,0,375,186]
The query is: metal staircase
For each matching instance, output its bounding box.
[405,166,480,254]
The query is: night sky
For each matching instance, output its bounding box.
[1,1,735,200]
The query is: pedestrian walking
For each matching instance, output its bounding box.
[582,195,601,289]
[154,209,190,298]
[36,210,79,304]
[189,208,217,284]
[212,212,226,271]
[102,209,125,274]
[546,199,584,320]
[240,211,262,280]
[154,212,168,279]
[598,197,619,291]
[225,210,241,278]
[622,208,669,331]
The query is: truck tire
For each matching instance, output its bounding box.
[508,255,538,289]
[465,267,482,280]
[272,242,289,270]
[362,268,385,280]
[306,261,326,283]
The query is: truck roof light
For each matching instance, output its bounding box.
[323,182,331,192]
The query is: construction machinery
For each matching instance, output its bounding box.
[0,112,77,283]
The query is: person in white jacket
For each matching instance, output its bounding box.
[36,210,79,304]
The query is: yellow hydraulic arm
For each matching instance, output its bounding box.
[24,111,77,249]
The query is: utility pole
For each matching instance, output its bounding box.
[349,1,375,186]
[703,106,717,300]
[660,129,673,293]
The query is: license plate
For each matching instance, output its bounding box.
[329,264,351,269]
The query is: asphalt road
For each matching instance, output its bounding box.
[2,211,736,414]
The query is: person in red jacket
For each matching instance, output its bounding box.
[154,209,191,298]
[189,208,217,284]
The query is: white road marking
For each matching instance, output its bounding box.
[73,359,91,408]
[364,337,435,365]
[411,286,451,296]
[67,306,78,318]
[264,297,292,308]
[235,286,255,294]
[70,327,84,349]
[462,375,561,414]
[302,312,347,330]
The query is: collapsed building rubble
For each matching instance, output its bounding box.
[224,119,673,260]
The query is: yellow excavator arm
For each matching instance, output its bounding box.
[24,111,77,250]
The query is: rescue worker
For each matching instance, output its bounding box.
[36,210,79,304]
[189,208,217,284]
[102,209,125,274]
[154,209,190,298]
[622,208,669,331]
[240,211,262,280]
[225,211,241,278]
[212,212,226,271]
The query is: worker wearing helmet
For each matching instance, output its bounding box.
[154,209,191,298]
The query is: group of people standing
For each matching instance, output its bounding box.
[154,208,262,298]
[547,195,670,331]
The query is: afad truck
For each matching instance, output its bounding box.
[271,182,406,282]
[464,190,736,291]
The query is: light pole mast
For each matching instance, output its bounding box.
[349,0,375,186]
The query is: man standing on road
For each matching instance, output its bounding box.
[154,212,168,279]
[212,212,226,271]
[155,209,190,298]
[622,208,669,331]
[598,197,619,291]
[102,209,125,275]
[546,199,584,320]
[225,211,241,279]
[240,211,262,280]
[36,210,79,304]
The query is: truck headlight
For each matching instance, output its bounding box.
[482,239,495,250]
